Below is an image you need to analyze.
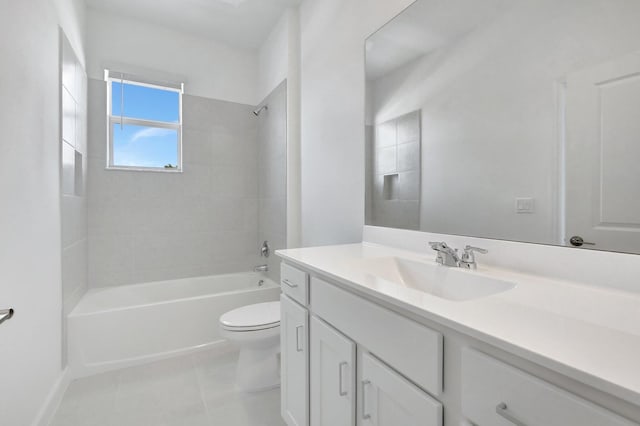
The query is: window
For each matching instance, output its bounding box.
[105,71,183,171]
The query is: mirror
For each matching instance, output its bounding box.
[365,0,640,254]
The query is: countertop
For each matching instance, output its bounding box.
[276,243,640,407]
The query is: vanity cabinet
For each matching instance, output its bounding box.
[311,276,443,397]
[279,260,638,426]
[310,316,356,426]
[281,294,309,426]
[280,262,444,426]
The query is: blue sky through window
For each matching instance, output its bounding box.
[111,81,180,168]
[112,124,178,168]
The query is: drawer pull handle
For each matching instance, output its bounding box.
[338,362,348,396]
[496,403,526,426]
[282,279,298,288]
[295,325,303,352]
[362,380,372,420]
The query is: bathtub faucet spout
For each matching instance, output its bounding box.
[254,264,269,272]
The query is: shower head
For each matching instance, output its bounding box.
[253,105,268,116]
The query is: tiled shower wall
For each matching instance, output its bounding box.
[257,82,288,282]
[60,33,88,319]
[87,79,262,287]
[369,110,421,230]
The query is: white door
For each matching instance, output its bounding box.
[359,352,442,426]
[310,316,356,426]
[281,295,309,426]
[565,51,640,253]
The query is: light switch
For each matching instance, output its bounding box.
[515,197,535,214]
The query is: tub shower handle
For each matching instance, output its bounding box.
[282,279,298,288]
[338,361,348,396]
[295,325,304,352]
[496,403,526,426]
[0,308,14,325]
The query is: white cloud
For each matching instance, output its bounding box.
[131,127,173,143]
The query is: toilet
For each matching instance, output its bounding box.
[219,301,281,392]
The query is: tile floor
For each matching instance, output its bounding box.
[51,349,286,426]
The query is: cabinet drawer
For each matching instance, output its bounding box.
[311,277,443,396]
[281,263,309,306]
[461,348,636,426]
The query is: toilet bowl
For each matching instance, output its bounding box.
[219,301,281,392]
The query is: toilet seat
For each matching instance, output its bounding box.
[220,301,280,332]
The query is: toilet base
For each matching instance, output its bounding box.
[236,346,281,392]
[220,325,281,393]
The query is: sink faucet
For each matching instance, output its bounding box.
[429,242,460,267]
[459,245,488,270]
[429,242,488,269]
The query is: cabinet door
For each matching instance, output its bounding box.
[281,295,309,426]
[359,352,442,426]
[310,316,356,426]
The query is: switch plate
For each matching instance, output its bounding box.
[515,197,535,214]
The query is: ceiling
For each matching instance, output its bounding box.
[85,0,300,50]
[366,0,512,80]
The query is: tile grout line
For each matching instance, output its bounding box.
[191,352,214,424]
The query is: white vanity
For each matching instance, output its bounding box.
[276,242,640,426]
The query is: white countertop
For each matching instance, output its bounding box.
[276,243,640,407]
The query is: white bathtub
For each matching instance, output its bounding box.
[67,272,280,378]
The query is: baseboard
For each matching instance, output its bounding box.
[32,367,71,426]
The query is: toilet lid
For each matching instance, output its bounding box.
[220,301,280,330]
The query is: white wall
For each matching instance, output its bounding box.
[258,11,290,103]
[0,0,85,424]
[86,8,258,105]
[52,0,86,66]
[258,8,303,249]
[299,0,414,246]
[286,9,302,249]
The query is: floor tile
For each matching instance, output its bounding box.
[51,350,285,426]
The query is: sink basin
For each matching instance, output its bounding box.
[359,257,516,301]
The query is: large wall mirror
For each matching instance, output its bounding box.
[365,0,640,254]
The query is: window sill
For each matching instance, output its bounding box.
[105,166,183,173]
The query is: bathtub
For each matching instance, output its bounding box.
[67,272,280,378]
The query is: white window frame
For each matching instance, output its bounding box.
[105,72,183,172]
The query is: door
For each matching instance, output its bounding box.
[565,51,640,252]
[359,352,442,426]
[310,316,356,426]
[281,295,309,426]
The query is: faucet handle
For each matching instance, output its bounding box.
[464,245,488,255]
[429,241,448,251]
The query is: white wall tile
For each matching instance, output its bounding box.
[87,85,261,287]
[376,145,397,175]
[62,142,76,195]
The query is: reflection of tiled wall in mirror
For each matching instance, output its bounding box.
[60,29,89,366]
[371,110,421,230]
